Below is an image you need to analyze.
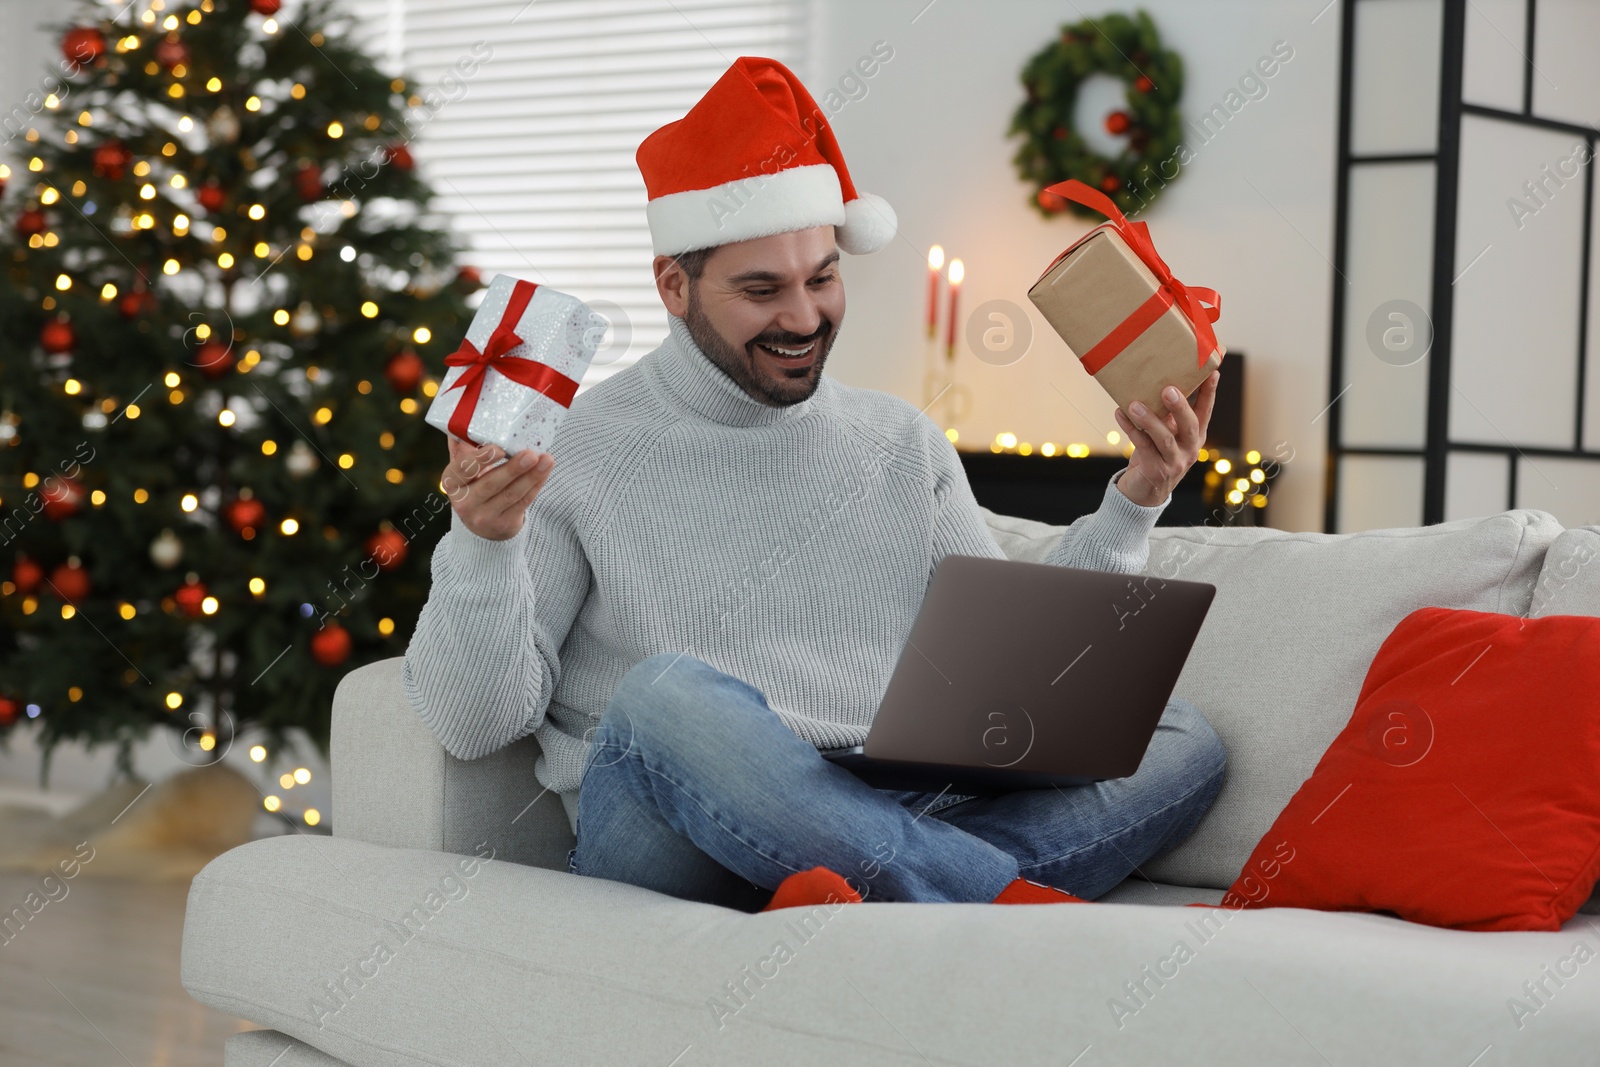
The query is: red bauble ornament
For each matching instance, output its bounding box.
[155,37,188,71]
[250,0,282,13]
[1105,111,1131,135]
[196,181,226,213]
[365,529,408,572]
[92,140,133,180]
[16,208,46,238]
[1100,174,1122,193]
[224,496,266,534]
[456,264,481,289]
[310,623,352,667]
[49,561,91,603]
[119,287,157,319]
[294,161,323,202]
[0,696,17,728]
[1051,126,1066,140]
[174,579,208,618]
[61,26,107,68]
[384,143,415,171]
[41,477,85,521]
[384,349,424,393]
[194,339,235,379]
[12,557,43,594]
[1135,75,1154,93]
[1037,187,1067,213]
[40,319,76,355]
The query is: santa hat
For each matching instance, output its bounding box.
[635,56,897,258]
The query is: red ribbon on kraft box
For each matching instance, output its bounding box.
[1041,179,1222,375]
[441,278,582,444]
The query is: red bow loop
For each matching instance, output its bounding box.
[1042,179,1222,370]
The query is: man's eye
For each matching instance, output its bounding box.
[810,273,837,285]
[748,288,777,297]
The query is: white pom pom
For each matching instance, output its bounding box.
[836,191,897,255]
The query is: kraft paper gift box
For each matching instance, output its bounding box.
[1027,180,1224,421]
[425,273,605,456]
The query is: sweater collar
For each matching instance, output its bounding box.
[649,313,829,428]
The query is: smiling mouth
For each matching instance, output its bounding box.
[756,340,816,359]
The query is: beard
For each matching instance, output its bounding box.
[682,283,836,407]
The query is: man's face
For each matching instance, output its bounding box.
[654,226,845,407]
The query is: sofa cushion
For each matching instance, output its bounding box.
[184,833,1600,1065]
[980,506,1565,889]
[1222,606,1600,931]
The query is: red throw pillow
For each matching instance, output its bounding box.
[1221,606,1600,932]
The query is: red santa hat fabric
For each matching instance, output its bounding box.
[635,56,897,258]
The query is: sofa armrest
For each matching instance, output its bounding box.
[329,655,574,870]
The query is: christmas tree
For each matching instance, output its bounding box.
[0,0,481,788]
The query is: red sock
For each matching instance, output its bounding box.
[991,877,1089,904]
[759,866,863,912]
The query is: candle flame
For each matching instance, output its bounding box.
[928,245,944,270]
[948,258,964,286]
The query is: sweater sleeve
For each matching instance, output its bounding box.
[401,494,593,761]
[926,419,1167,578]
[1040,467,1169,575]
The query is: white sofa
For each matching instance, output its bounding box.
[181,505,1600,1066]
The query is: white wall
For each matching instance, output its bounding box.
[804,0,1345,533]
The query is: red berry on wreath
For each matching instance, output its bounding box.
[224,495,266,534]
[384,348,424,393]
[174,578,208,617]
[194,339,235,379]
[1100,174,1122,193]
[61,26,107,68]
[365,528,408,572]
[92,140,132,180]
[1051,126,1066,140]
[42,477,85,521]
[1135,75,1154,93]
[310,623,352,667]
[13,557,44,594]
[40,318,76,355]
[155,37,188,71]
[1105,111,1131,135]
[250,0,282,14]
[49,560,91,603]
[196,181,226,213]
[16,207,47,239]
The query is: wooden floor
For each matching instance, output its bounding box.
[0,871,260,1066]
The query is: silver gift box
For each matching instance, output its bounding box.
[424,273,604,454]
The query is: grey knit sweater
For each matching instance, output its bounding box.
[402,313,1170,834]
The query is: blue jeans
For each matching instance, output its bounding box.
[569,652,1226,911]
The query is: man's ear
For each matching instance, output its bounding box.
[654,255,689,317]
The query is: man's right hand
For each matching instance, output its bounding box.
[442,435,556,542]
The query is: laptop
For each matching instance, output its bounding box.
[820,554,1215,794]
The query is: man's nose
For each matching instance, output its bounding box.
[770,287,824,339]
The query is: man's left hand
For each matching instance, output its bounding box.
[1112,370,1221,508]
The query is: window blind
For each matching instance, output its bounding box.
[335,0,811,389]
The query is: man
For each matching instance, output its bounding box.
[404,56,1225,912]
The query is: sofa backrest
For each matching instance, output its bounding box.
[981,506,1566,890]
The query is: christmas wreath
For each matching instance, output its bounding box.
[1008,9,1185,219]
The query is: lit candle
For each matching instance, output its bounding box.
[945,257,964,360]
[926,244,944,339]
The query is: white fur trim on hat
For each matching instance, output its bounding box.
[646,164,845,257]
[836,191,897,256]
